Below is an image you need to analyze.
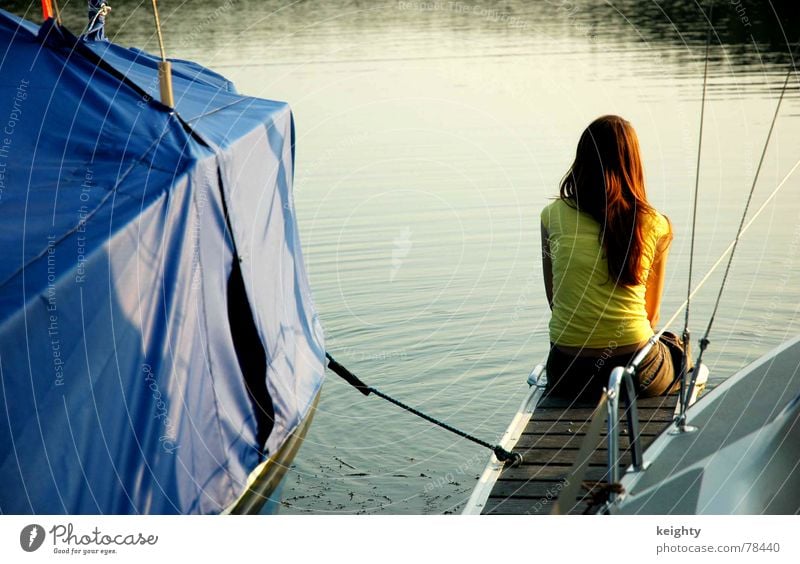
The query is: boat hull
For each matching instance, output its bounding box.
[226,389,321,514]
[612,336,800,515]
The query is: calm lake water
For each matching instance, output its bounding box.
[11,0,799,514]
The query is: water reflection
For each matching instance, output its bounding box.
[8,1,799,71]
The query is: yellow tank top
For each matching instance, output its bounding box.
[541,198,671,348]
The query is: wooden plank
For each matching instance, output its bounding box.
[511,448,631,466]
[532,407,675,422]
[480,392,680,515]
[520,420,664,435]
[498,463,611,481]
[483,494,596,515]
[532,395,678,423]
[536,397,597,409]
[483,497,594,515]
[537,396,674,410]
[483,498,554,515]
[498,437,662,480]
[516,432,635,449]
[489,479,609,499]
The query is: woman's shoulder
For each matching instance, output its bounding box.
[541,198,562,226]
[645,208,673,250]
[541,198,573,218]
[541,198,578,231]
[653,209,672,236]
[542,197,567,211]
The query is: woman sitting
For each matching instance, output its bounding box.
[541,115,689,401]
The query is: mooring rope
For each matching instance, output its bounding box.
[325,352,523,466]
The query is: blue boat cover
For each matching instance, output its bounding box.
[0,10,324,514]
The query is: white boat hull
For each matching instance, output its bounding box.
[612,336,800,515]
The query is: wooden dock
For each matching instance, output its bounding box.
[481,393,680,515]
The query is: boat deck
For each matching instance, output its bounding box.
[482,393,679,514]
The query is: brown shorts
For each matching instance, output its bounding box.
[544,331,692,402]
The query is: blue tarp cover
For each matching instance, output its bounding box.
[0,10,324,514]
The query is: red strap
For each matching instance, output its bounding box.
[41,0,54,20]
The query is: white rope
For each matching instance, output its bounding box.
[80,3,112,39]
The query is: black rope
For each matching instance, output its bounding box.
[681,58,795,414]
[325,352,523,467]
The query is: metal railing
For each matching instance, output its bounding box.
[606,365,648,502]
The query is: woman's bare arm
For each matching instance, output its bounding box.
[541,222,554,310]
[645,233,672,329]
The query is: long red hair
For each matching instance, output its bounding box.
[559,115,653,286]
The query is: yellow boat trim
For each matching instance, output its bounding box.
[225,389,321,514]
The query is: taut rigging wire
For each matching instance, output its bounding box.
[627,33,797,401]
[678,1,714,423]
[680,63,795,412]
